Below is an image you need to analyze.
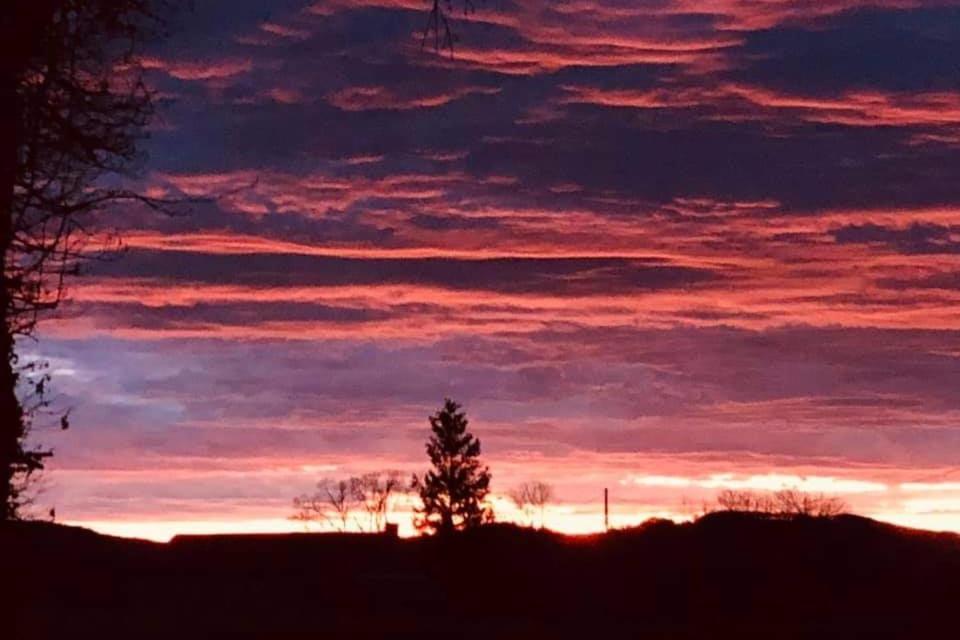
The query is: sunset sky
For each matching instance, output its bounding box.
[31,0,960,540]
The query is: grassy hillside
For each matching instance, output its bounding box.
[5,513,960,638]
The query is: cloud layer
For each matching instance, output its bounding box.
[30,0,960,538]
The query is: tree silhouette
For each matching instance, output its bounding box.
[712,488,847,518]
[412,399,491,533]
[352,471,405,533]
[292,478,358,532]
[292,472,407,533]
[772,489,847,517]
[715,489,774,513]
[1,1,171,519]
[509,481,554,529]
[508,485,533,525]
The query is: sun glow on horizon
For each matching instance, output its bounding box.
[63,479,960,543]
[65,506,960,544]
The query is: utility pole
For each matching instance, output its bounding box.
[604,488,609,532]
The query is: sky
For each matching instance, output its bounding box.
[28,0,960,540]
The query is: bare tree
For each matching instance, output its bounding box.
[292,472,409,533]
[509,481,554,529]
[292,478,358,532]
[351,471,405,533]
[527,481,553,529]
[1,0,175,519]
[508,485,534,526]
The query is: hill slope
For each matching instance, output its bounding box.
[5,513,960,638]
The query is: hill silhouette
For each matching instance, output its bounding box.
[6,513,959,638]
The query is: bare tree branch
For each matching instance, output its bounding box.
[509,481,554,529]
[1,0,178,519]
[421,0,478,58]
[711,488,848,519]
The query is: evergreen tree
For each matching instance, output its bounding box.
[412,399,491,533]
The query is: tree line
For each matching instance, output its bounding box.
[711,488,847,518]
[290,399,851,536]
[292,399,563,534]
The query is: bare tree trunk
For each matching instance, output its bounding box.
[0,0,60,520]
[0,72,22,521]
[0,62,24,520]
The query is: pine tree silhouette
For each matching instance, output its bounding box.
[412,399,491,533]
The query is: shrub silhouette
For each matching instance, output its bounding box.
[713,488,847,517]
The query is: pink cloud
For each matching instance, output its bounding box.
[142,56,253,81]
[325,85,500,111]
[561,83,960,127]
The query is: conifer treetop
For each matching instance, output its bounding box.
[413,398,492,533]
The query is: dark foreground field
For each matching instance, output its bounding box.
[5,513,960,638]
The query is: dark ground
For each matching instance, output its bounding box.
[4,512,960,638]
